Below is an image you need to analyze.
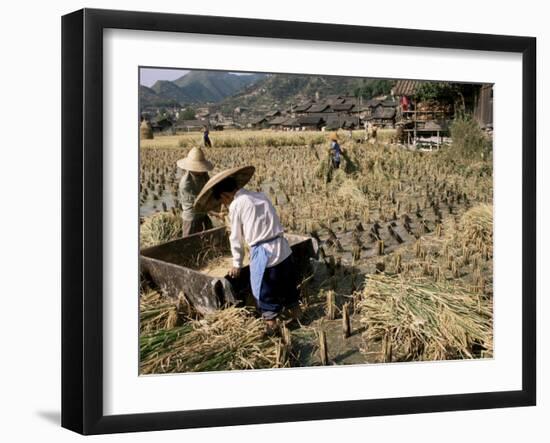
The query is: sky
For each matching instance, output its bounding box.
[139,68,189,87]
[139,68,253,87]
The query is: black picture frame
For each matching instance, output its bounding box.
[61,8,537,435]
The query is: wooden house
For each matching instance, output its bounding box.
[324,94,344,105]
[293,102,313,115]
[392,80,453,147]
[366,105,396,128]
[282,117,301,130]
[297,116,325,130]
[306,103,331,114]
[473,84,493,129]
[265,109,282,118]
[330,103,355,113]
[341,116,360,129]
[251,116,270,129]
[268,116,288,130]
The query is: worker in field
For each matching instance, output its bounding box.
[194,166,301,335]
[203,126,212,148]
[329,131,343,169]
[395,122,405,144]
[177,147,214,236]
[370,123,378,143]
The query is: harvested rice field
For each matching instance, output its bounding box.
[139,128,493,374]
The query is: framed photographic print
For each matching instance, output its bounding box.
[61,8,536,435]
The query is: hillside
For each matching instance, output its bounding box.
[215,74,395,113]
[139,85,180,108]
[140,71,265,108]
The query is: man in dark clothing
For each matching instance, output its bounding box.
[203,127,212,148]
[329,132,342,169]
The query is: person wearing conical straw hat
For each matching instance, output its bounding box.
[328,131,344,170]
[194,166,301,335]
[177,147,215,236]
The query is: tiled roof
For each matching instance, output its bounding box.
[392,80,422,96]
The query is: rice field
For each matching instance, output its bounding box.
[139,129,493,373]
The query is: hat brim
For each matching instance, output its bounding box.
[176,158,214,172]
[194,165,255,213]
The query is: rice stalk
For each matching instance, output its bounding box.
[359,274,493,362]
[140,307,278,374]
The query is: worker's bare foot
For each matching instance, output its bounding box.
[264,319,280,337]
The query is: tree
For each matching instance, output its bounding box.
[354,79,394,99]
[179,107,196,120]
[413,82,479,114]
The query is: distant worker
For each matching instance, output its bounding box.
[367,122,378,144]
[395,122,405,144]
[329,131,343,169]
[194,166,301,335]
[203,126,212,148]
[177,147,214,236]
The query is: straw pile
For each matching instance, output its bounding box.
[461,204,493,253]
[140,290,181,333]
[315,150,334,183]
[140,211,182,248]
[198,254,250,277]
[359,274,493,361]
[140,119,154,140]
[140,307,278,374]
[336,178,369,205]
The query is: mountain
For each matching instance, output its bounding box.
[216,74,395,113]
[173,71,264,102]
[139,85,180,108]
[140,71,265,108]
[151,80,192,103]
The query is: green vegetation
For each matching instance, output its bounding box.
[449,116,492,160]
[178,107,196,120]
[354,79,394,99]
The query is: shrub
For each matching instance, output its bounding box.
[450,116,492,160]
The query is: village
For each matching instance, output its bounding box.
[140,80,493,149]
[138,75,494,374]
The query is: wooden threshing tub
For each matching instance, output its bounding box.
[140,227,318,314]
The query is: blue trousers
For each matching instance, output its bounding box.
[253,254,300,320]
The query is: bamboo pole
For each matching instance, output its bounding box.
[318,330,328,366]
[326,290,336,320]
[342,302,351,338]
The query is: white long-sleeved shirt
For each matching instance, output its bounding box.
[228,188,292,268]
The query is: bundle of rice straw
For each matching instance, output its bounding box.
[140,119,154,140]
[140,307,278,374]
[314,150,333,183]
[461,204,493,253]
[359,274,493,361]
[140,290,182,333]
[140,211,182,248]
[336,178,369,205]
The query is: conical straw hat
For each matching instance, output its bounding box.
[176,147,214,172]
[194,165,255,212]
[329,131,338,141]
